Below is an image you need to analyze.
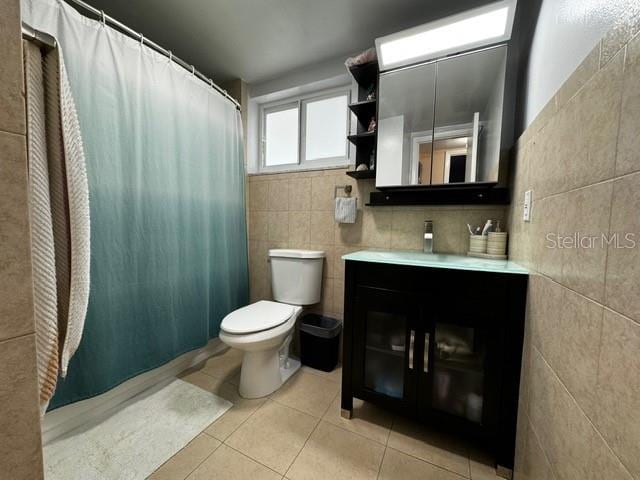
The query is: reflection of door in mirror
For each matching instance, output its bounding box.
[376,62,436,188]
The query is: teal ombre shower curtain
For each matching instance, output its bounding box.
[22,0,249,409]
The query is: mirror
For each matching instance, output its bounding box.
[376,62,436,187]
[376,45,507,188]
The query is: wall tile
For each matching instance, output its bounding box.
[289,177,312,211]
[0,335,43,479]
[601,19,632,67]
[0,132,34,340]
[529,348,594,480]
[553,288,603,419]
[267,179,289,211]
[288,211,310,246]
[588,430,634,480]
[310,176,335,211]
[390,209,427,251]
[0,0,25,135]
[335,210,364,246]
[566,51,623,191]
[309,211,335,245]
[267,211,289,242]
[308,244,335,279]
[249,181,268,212]
[361,209,392,248]
[605,172,640,323]
[518,421,553,480]
[248,211,268,241]
[555,42,601,110]
[531,194,568,282]
[561,182,613,303]
[594,309,640,478]
[616,33,640,176]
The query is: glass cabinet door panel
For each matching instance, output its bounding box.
[363,310,408,399]
[431,323,486,423]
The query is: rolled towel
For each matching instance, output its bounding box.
[335,197,357,223]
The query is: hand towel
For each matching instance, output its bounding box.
[335,197,357,223]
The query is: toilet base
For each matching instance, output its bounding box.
[238,351,300,399]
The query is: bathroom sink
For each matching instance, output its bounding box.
[341,250,528,275]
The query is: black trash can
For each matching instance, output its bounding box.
[299,314,342,372]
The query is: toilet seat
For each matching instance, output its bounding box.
[221,300,294,335]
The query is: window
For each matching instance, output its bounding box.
[260,89,350,172]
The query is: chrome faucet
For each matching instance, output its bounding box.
[423,220,433,254]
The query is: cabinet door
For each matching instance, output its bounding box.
[418,309,502,431]
[352,286,420,412]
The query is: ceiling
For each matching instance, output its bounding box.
[83,0,496,86]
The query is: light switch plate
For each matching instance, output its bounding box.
[523,190,532,222]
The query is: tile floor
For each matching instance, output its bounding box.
[148,348,503,480]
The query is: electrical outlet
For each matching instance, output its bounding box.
[523,190,532,222]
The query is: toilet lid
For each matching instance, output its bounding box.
[221,300,294,334]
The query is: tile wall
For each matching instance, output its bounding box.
[247,169,507,320]
[0,0,44,478]
[508,14,640,480]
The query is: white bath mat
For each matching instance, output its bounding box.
[44,378,232,480]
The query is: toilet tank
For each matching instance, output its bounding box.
[268,249,324,305]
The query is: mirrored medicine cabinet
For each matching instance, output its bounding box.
[376,45,508,189]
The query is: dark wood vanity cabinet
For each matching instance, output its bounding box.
[341,260,528,475]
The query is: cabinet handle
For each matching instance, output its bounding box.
[424,333,430,373]
[408,330,415,370]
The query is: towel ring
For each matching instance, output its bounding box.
[334,185,352,198]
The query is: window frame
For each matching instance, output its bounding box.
[259,87,351,173]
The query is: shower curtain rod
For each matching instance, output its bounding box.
[38,0,242,111]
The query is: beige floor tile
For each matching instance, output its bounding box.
[204,391,266,441]
[149,433,221,480]
[301,365,343,384]
[181,368,266,441]
[469,449,501,480]
[387,418,470,477]
[270,370,339,418]
[200,348,243,382]
[226,400,318,474]
[187,444,282,480]
[379,448,463,480]
[322,396,393,445]
[286,421,385,480]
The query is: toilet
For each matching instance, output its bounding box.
[219,249,325,398]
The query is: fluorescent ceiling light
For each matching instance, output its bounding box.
[376,0,516,71]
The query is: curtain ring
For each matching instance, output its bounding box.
[168,50,173,63]
[139,34,144,46]
[191,65,195,76]
[100,10,106,27]
[209,78,214,88]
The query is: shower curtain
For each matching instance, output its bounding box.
[22,0,249,409]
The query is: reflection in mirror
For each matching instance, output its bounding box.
[375,45,507,188]
[431,46,506,185]
[376,62,436,188]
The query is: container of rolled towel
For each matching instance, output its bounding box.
[334,185,357,223]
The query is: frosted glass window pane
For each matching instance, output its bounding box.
[265,106,299,166]
[304,94,348,161]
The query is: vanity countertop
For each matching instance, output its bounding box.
[342,250,528,275]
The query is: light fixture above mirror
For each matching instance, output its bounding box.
[375,0,516,71]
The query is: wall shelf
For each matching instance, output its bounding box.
[367,183,509,206]
[346,169,376,180]
[348,99,377,125]
[347,131,376,145]
[347,57,379,180]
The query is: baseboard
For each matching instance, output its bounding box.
[43,338,227,444]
